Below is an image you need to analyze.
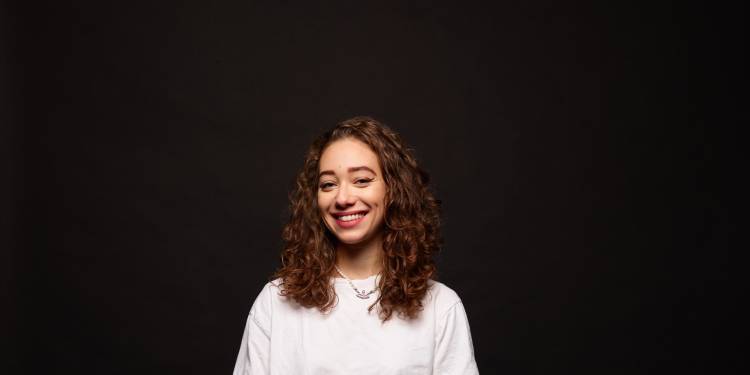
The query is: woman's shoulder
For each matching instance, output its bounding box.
[268,277,283,289]
[248,278,284,311]
[254,277,284,300]
[426,279,465,317]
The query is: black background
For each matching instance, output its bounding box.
[4,1,743,374]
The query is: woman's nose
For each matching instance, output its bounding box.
[335,184,356,207]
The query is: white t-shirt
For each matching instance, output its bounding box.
[233,275,479,375]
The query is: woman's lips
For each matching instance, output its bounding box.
[333,211,368,228]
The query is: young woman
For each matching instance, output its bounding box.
[233,117,479,374]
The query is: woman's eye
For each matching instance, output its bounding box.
[319,182,335,190]
[355,178,373,185]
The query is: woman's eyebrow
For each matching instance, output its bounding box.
[318,166,376,178]
[348,166,376,175]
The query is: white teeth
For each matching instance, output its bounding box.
[338,213,366,222]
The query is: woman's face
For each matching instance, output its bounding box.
[317,138,386,246]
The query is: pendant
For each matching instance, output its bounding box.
[356,290,373,299]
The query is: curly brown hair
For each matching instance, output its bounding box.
[272,116,441,322]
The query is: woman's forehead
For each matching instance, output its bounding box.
[319,138,380,172]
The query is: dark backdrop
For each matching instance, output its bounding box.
[6,1,743,374]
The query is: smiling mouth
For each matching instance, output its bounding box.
[332,211,369,222]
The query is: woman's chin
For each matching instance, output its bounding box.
[334,230,377,247]
[337,234,367,245]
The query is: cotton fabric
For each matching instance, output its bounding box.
[233,275,479,375]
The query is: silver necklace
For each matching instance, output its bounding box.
[334,265,378,299]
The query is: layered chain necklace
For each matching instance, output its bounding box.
[334,265,379,299]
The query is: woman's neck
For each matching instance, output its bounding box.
[335,235,383,280]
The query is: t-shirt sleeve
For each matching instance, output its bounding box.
[434,300,480,375]
[233,283,273,375]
